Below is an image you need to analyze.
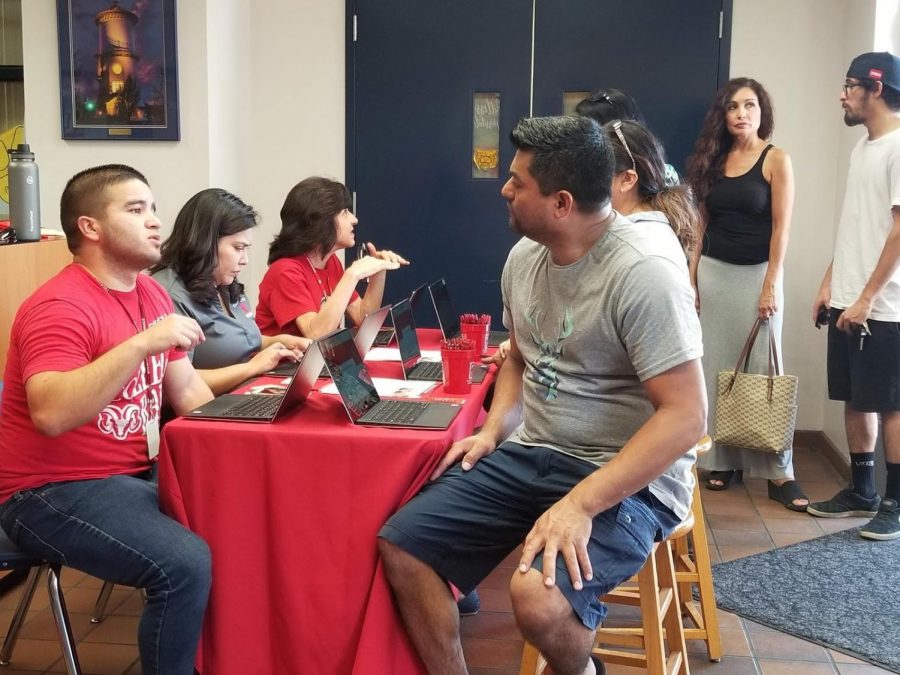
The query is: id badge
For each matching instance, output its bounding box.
[146,419,160,460]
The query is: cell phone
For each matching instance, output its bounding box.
[815,306,829,329]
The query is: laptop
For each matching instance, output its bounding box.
[427,278,509,347]
[317,327,462,429]
[265,305,390,377]
[371,282,431,347]
[391,297,487,383]
[187,342,325,423]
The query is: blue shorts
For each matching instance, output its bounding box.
[378,442,679,630]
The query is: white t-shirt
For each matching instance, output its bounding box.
[831,126,900,320]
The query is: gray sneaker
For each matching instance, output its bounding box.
[859,498,900,540]
[806,487,880,518]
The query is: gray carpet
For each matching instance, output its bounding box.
[712,528,900,672]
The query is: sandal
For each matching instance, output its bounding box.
[705,469,743,491]
[768,480,809,512]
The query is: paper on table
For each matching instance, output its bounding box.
[364,347,441,362]
[319,377,437,398]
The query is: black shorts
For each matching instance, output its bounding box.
[827,308,900,412]
[378,442,679,630]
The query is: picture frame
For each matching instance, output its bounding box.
[56,0,180,141]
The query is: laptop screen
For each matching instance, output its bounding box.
[429,278,460,339]
[391,298,421,377]
[318,328,380,422]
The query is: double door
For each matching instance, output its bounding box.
[348,0,731,322]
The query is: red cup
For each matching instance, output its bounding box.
[459,322,489,356]
[441,347,474,394]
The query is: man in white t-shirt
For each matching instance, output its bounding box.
[809,52,900,540]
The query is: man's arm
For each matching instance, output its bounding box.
[430,328,525,480]
[813,261,833,324]
[517,358,707,590]
[164,358,215,416]
[836,206,900,332]
[25,314,205,437]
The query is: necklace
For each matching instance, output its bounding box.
[306,256,333,305]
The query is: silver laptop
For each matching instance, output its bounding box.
[391,297,487,383]
[187,343,325,423]
[317,327,461,429]
[265,305,390,377]
[372,283,431,347]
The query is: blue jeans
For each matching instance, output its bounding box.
[0,472,211,675]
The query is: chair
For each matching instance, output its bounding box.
[0,528,81,674]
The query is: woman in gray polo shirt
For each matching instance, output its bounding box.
[151,188,309,395]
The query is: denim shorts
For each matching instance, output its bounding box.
[828,308,900,412]
[379,442,679,630]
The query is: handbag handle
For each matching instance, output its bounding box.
[724,318,783,401]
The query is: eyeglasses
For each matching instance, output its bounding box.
[0,228,17,245]
[611,120,636,172]
[842,81,866,96]
[589,89,614,105]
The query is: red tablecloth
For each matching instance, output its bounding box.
[157,330,493,675]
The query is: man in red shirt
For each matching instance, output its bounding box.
[0,165,215,675]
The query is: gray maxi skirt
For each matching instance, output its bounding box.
[695,255,794,480]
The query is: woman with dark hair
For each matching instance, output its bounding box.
[152,188,309,395]
[255,176,408,339]
[603,119,698,257]
[686,77,806,510]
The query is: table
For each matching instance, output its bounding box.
[158,329,494,675]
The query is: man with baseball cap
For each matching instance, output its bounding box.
[809,52,900,540]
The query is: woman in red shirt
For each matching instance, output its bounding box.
[255,177,409,338]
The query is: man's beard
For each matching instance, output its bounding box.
[843,110,864,127]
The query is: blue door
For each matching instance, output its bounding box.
[348,1,731,324]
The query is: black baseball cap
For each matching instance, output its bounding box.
[847,51,900,91]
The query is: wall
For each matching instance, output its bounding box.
[730,0,883,451]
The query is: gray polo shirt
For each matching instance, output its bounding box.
[151,268,262,369]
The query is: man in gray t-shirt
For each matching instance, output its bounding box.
[378,116,706,675]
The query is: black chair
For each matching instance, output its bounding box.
[0,527,81,674]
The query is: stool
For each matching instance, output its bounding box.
[0,528,81,674]
[673,435,722,661]
[518,521,690,675]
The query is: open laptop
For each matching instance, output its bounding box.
[391,297,487,383]
[318,327,462,429]
[265,305,390,377]
[371,282,431,347]
[186,342,325,423]
[427,278,509,347]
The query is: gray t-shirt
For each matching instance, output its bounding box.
[502,212,703,520]
[151,268,262,369]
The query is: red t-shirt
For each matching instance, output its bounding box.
[255,254,360,336]
[0,264,186,503]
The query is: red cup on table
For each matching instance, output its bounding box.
[441,338,475,394]
[459,313,490,356]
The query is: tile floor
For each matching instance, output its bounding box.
[0,444,892,674]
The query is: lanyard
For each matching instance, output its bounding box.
[306,256,333,306]
[99,281,152,389]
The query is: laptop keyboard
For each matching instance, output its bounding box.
[360,399,428,425]
[219,395,281,419]
[373,328,395,346]
[409,360,443,380]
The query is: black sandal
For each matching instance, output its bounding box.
[768,480,809,512]
[705,469,743,491]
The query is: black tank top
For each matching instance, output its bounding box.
[702,144,773,265]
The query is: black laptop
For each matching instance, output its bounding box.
[427,278,509,347]
[391,298,487,383]
[371,282,431,347]
[317,327,461,429]
[265,306,390,377]
[186,343,325,423]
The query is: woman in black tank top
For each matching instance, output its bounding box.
[686,78,807,511]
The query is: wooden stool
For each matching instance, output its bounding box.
[673,435,722,662]
[518,522,690,675]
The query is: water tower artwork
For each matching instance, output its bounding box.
[56,0,180,141]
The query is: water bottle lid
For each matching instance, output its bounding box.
[9,144,34,160]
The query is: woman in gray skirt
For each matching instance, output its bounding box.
[686,77,807,511]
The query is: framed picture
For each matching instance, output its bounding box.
[56,0,179,141]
